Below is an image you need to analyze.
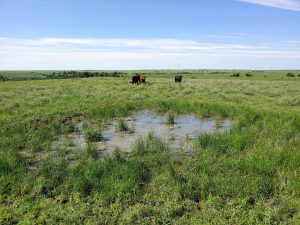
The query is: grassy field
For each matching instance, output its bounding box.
[1,70,300,81]
[0,72,300,224]
[0,71,52,80]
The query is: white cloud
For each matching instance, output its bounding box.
[281,40,300,43]
[237,0,300,11]
[0,37,299,70]
[0,37,254,50]
[206,33,246,39]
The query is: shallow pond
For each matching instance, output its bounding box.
[51,110,234,156]
[98,110,233,153]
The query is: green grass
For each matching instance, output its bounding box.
[0,73,299,224]
[117,119,130,132]
[84,126,102,142]
[1,69,300,81]
[167,114,175,125]
[82,120,102,142]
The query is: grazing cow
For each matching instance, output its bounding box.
[140,75,146,83]
[131,75,140,84]
[175,76,183,83]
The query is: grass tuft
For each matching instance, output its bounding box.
[166,114,175,125]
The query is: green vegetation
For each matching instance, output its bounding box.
[0,70,126,81]
[0,75,8,81]
[0,71,51,80]
[117,119,130,132]
[1,69,300,81]
[116,119,135,134]
[231,72,240,77]
[48,71,125,79]
[287,72,296,77]
[84,124,102,142]
[167,114,175,125]
[0,72,299,224]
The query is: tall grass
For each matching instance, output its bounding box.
[0,76,299,223]
[117,119,129,132]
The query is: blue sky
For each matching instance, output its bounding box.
[0,0,299,70]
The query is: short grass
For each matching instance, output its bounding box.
[0,74,299,224]
[2,69,300,81]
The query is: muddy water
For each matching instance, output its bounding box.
[99,110,233,153]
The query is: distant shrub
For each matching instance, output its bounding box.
[0,75,8,81]
[297,74,300,77]
[230,73,240,77]
[245,73,254,77]
[287,73,295,77]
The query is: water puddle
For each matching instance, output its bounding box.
[98,110,233,153]
[51,110,234,158]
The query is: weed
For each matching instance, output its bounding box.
[116,119,134,133]
[215,119,222,128]
[167,114,175,125]
[84,125,102,142]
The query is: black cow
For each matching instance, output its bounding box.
[131,75,140,84]
[175,76,183,83]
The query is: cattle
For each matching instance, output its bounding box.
[131,75,140,84]
[175,76,183,83]
[131,74,146,84]
[140,75,146,83]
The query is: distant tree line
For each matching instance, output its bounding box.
[47,71,126,79]
[207,71,228,74]
[287,72,300,77]
[0,71,127,82]
[0,75,8,81]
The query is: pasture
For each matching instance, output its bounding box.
[1,69,300,81]
[0,71,300,224]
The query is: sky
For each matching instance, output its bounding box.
[0,0,299,70]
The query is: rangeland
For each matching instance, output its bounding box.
[0,71,299,224]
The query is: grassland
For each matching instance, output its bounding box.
[1,69,300,81]
[0,71,299,224]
